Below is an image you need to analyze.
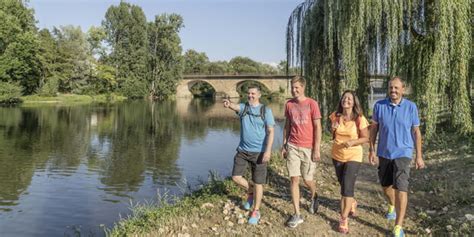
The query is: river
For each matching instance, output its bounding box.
[0,98,285,236]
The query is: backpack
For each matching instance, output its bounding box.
[240,102,267,121]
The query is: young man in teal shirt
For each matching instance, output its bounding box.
[223,86,275,225]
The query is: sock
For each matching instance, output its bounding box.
[388,205,395,213]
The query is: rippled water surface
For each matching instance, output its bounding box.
[0,99,285,236]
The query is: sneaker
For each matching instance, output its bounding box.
[287,214,304,228]
[349,200,357,217]
[393,225,405,237]
[338,216,349,234]
[243,194,253,211]
[248,210,260,225]
[386,205,396,220]
[309,195,319,214]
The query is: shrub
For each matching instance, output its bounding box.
[0,82,23,104]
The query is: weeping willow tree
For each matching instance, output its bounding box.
[287,0,472,139]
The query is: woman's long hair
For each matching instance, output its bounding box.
[335,90,363,120]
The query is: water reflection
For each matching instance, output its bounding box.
[0,99,284,236]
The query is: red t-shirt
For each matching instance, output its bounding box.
[285,98,321,148]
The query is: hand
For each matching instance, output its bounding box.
[312,149,321,162]
[369,150,377,166]
[415,157,425,170]
[262,151,271,163]
[281,146,288,159]
[223,99,231,108]
[342,140,355,148]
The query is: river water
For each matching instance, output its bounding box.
[0,98,285,236]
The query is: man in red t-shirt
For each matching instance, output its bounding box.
[281,76,322,228]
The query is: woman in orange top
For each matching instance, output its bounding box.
[330,90,369,234]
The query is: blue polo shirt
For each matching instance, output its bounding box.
[372,98,420,159]
[237,103,275,153]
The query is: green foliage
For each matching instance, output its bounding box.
[51,25,93,93]
[182,51,282,75]
[147,13,184,100]
[37,77,59,97]
[183,49,210,74]
[0,81,22,103]
[86,26,107,58]
[0,32,42,94]
[206,60,230,74]
[287,0,473,139]
[119,78,147,99]
[0,0,41,95]
[103,2,148,93]
[229,56,260,74]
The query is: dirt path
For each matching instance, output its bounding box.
[158,143,422,236]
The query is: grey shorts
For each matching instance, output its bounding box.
[378,157,411,192]
[232,150,267,184]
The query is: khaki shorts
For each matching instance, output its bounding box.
[286,143,316,180]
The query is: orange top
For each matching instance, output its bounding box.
[330,112,369,162]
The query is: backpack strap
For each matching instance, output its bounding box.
[260,104,266,121]
[240,102,250,118]
[240,103,267,125]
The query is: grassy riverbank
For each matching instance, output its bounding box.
[107,133,472,236]
[20,93,127,105]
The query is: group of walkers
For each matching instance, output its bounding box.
[222,76,425,236]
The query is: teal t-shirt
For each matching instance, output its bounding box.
[237,103,275,153]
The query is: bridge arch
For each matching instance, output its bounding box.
[188,80,216,97]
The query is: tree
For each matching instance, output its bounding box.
[0,0,41,94]
[287,0,472,138]
[229,56,260,74]
[52,25,92,93]
[103,2,148,97]
[87,26,107,59]
[207,61,230,74]
[183,49,209,74]
[147,13,184,99]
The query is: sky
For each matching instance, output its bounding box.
[30,0,304,65]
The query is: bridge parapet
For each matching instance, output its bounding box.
[177,75,295,98]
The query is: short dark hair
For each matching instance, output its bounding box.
[247,85,261,92]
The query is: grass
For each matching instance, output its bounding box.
[106,172,241,236]
[21,93,127,105]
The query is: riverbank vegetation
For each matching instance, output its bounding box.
[1,0,185,102]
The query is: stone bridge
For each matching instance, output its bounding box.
[177,75,294,98]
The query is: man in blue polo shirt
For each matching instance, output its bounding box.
[369,77,425,237]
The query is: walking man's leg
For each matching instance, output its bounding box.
[232,151,254,210]
[291,176,300,215]
[395,190,407,226]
